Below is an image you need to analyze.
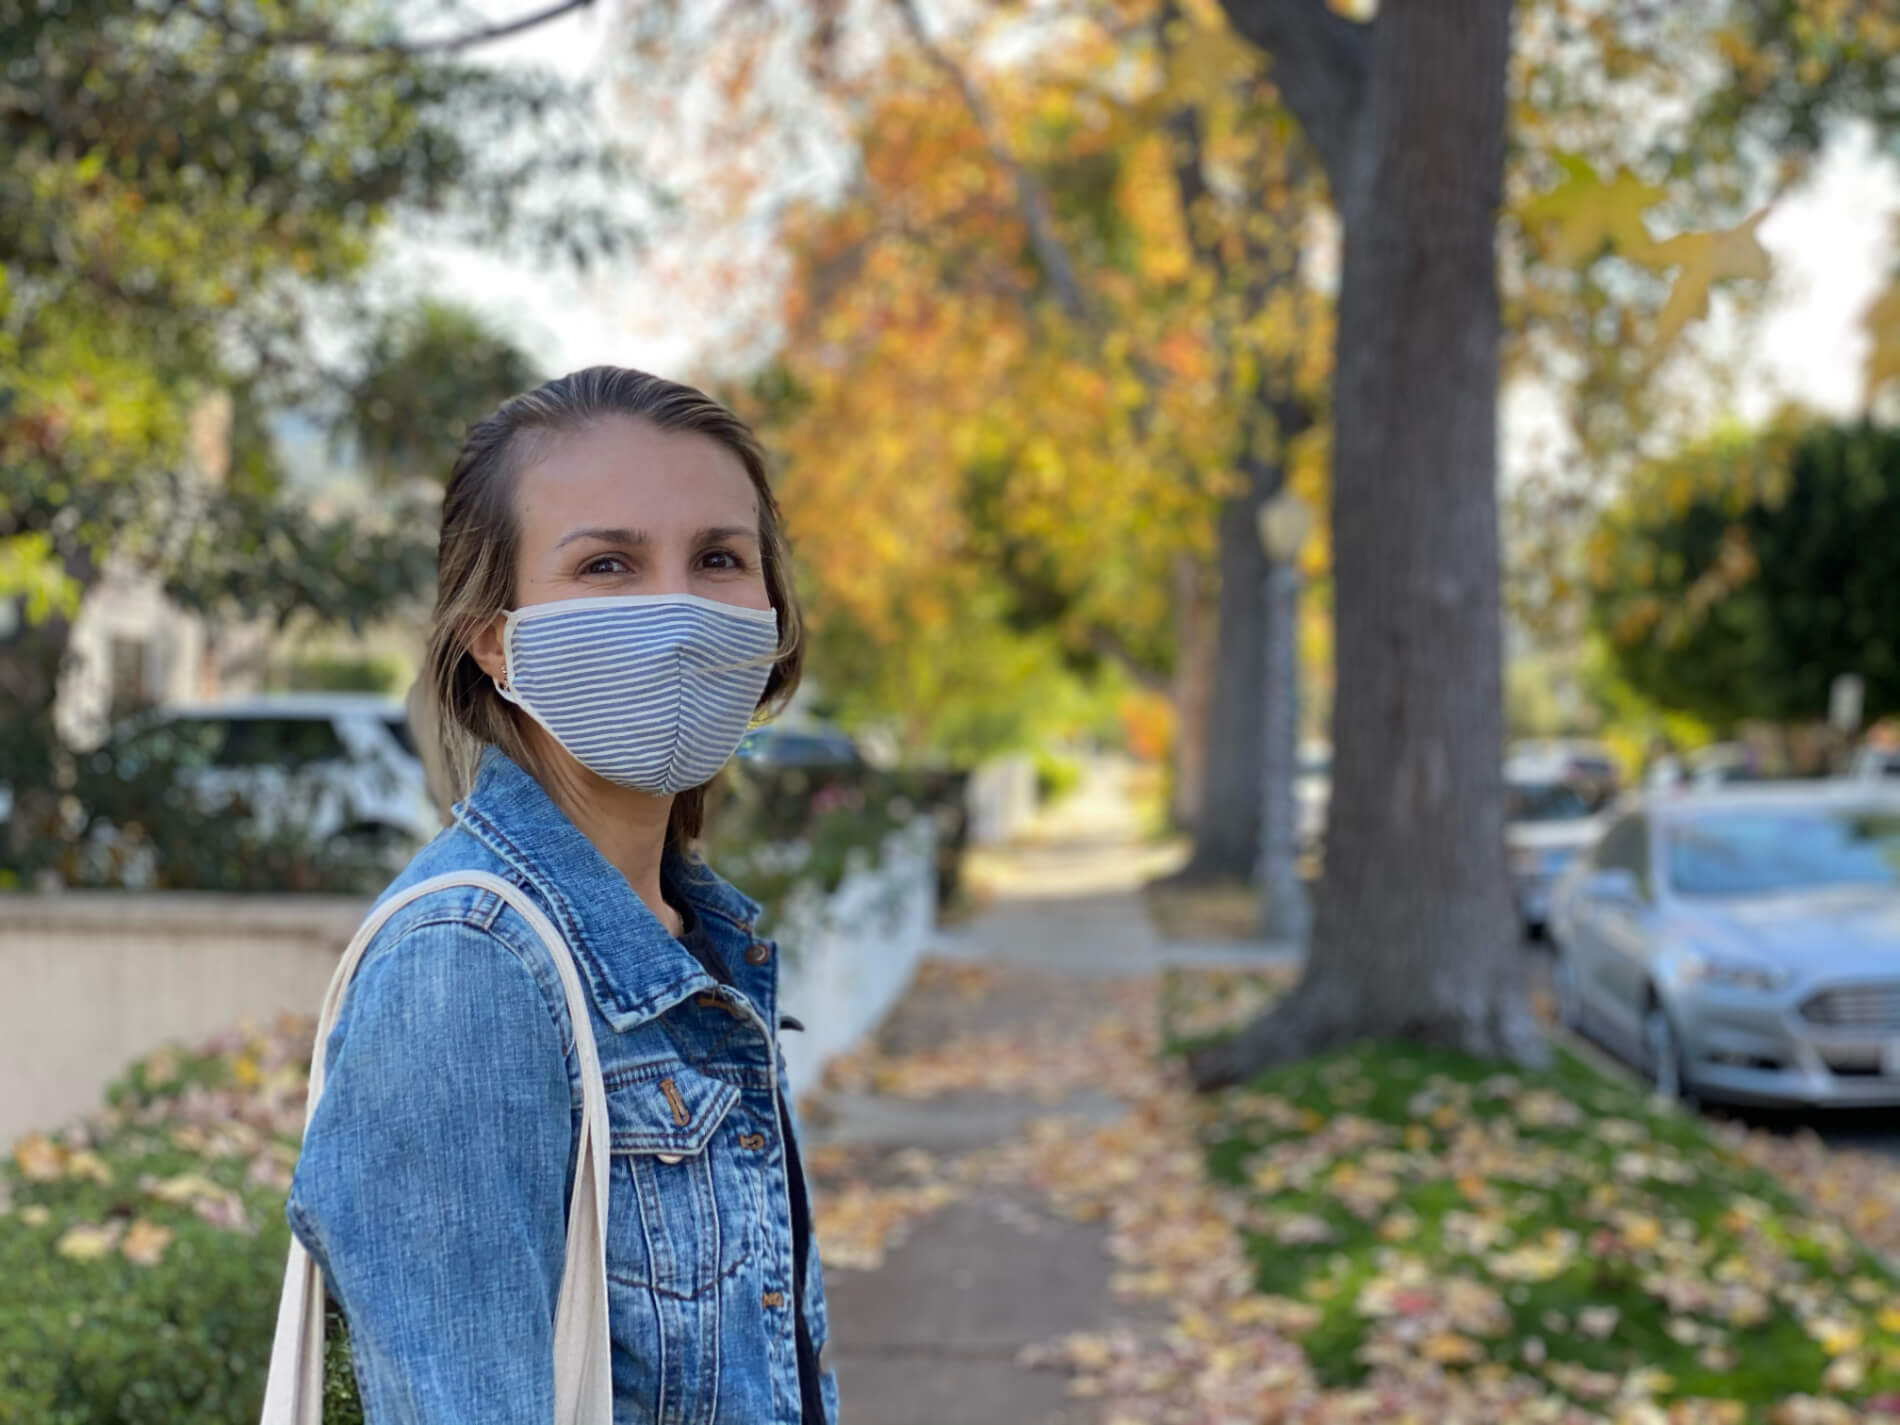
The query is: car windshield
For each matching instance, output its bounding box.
[1507,782,1591,823]
[1667,810,1900,896]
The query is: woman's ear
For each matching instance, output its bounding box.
[468,613,509,687]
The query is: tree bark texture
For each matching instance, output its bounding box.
[1194,0,1543,1086]
[1169,554,1216,833]
[0,610,77,868]
[1170,449,1275,884]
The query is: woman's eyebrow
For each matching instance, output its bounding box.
[556,525,646,549]
[554,524,758,549]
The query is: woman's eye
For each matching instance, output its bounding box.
[700,548,747,571]
[582,555,630,576]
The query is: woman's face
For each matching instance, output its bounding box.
[470,415,771,684]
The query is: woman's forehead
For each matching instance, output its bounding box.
[515,417,757,535]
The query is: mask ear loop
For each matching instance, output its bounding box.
[492,608,526,708]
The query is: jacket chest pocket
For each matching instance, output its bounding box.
[604,1058,750,1300]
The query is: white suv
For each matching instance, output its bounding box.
[110,693,440,853]
[1849,746,1900,785]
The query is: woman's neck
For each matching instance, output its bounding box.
[526,736,682,938]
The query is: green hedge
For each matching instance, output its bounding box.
[0,1025,362,1425]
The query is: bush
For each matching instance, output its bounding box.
[2,714,397,895]
[0,1022,363,1425]
[705,762,970,928]
[1033,751,1083,806]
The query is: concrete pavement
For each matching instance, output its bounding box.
[806,762,1287,1423]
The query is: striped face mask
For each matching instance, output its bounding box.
[494,594,780,795]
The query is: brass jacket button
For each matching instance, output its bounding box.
[761,1290,784,1308]
[744,941,772,966]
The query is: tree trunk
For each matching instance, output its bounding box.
[1168,553,1215,833]
[0,608,77,869]
[1193,0,1543,1087]
[1167,448,1274,884]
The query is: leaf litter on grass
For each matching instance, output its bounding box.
[796,963,1900,1421]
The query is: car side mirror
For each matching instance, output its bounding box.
[1586,868,1641,905]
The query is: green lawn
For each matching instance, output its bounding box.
[1164,970,1900,1421]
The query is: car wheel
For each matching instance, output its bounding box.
[1551,950,1585,1033]
[1642,1002,1687,1102]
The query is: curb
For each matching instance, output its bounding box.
[1550,1022,1665,1099]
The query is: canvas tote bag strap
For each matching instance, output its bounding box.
[260,870,614,1425]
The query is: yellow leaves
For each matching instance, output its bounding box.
[143,1171,251,1232]
[0,533,84,623]
[1161,13,1254,111]
[64,1150,112,1185]
[1484,1227,1579,1283]
[1805,1315,1862,1357]
[1645,210,1774,350]
[144,1171,227,1206]
[1420,1330,1485,1365]
[47,1217,173,1265]
[1515,154,1774,350]
[1519,154,1668,267]
[1618,1210,1665,1251]
[1222,1294,1321,1333]
[812,1179,961,1272]
[1860,269,1900,406]
[55,1222,123,1261]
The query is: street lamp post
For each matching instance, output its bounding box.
[1256,490,1312,946]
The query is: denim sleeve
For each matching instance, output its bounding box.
[286,916,574,1425]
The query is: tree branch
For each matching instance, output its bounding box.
[1215,0,1371,195]
[169,0,595,57]
[891,0,1093,326]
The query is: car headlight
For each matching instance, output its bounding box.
[1676,949,1792,993]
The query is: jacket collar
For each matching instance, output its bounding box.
[452,747,763,1029]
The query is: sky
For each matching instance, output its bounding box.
[397,2,1900,473]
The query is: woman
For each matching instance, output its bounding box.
[287,367,836,1424]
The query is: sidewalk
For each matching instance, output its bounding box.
[803,763,1287,1424]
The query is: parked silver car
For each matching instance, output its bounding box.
[1549,784,1900,1106]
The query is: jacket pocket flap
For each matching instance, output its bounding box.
[603,1059,741,1156]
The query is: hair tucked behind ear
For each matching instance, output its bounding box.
[421,366,804,846]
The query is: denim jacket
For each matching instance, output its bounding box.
[287,748,837,1425]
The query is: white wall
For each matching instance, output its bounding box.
[775,817,939,1100]
[964,755,1038,847]
[0,824,942,1145]
[0,894,363,1147]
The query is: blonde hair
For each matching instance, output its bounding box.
[422,366,804,845]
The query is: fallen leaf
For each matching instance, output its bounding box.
[56,1221,124,1261]
[64,1150,112,1185]
[13,1132,65,1182]
[121,1219,174,1267]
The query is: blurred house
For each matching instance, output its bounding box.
[54,568,278,749]
[50,395,274,748]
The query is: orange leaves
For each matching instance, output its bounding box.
[754,2,1328,740]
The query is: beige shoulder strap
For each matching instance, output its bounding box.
[259,871,614,1425]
